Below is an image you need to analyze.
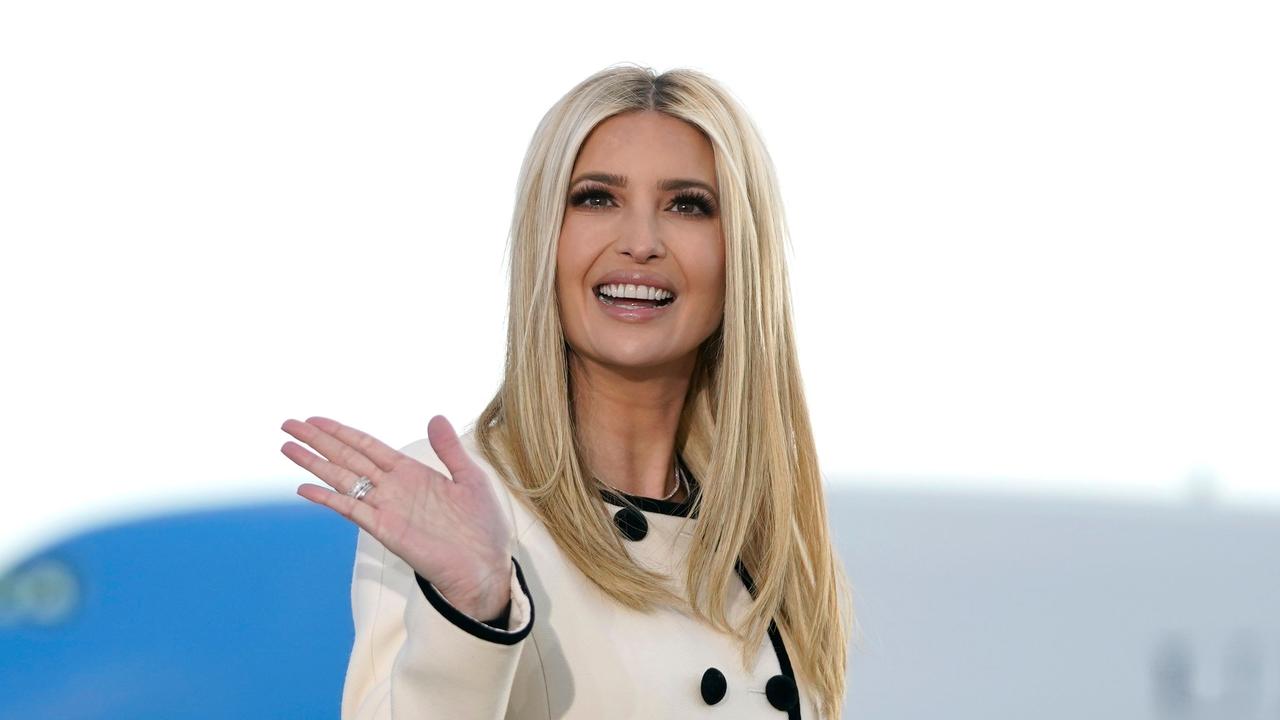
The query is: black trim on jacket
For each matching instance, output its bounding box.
[736,560,803,720]
[597,454,701,518]
[415,556,534,646]
[597,457,801,718]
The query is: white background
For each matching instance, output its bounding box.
[2,0,1277,570]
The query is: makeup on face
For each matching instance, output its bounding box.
[556,110,726,365]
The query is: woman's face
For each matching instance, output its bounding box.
[556,110,725,375]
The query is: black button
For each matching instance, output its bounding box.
[700,667,726,705]
[765,674,797,712]
[612,506,648,541]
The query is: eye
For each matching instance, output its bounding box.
[568,184,718,217]
[670,190,717,217]
[568,185,615,210]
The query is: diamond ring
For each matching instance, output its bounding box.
[347,476,374,501]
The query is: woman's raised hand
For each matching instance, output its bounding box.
[280,414,514,621]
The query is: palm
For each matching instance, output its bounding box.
[371,455,510,595]
[280,414,513,614]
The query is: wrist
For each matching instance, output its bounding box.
[442,558,513,620]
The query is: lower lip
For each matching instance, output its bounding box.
[594,292,675,322]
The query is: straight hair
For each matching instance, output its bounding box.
[472,63,856,718]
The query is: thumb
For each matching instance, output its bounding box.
[426,415,476,483]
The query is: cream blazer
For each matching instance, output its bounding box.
[340,429,822,719]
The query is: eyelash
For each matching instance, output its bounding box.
[567,185,718,217]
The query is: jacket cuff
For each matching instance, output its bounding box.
[388,556,533,716]
[413,557,533,645]
[481,599,511,630]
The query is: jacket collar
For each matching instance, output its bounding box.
[597,454,700,518]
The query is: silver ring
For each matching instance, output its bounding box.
[347,476,374,501]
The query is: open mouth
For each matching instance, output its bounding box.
[594,284,676,309]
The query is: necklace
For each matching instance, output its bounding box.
[596,458,686,502]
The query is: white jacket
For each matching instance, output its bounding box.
[340,429,822,719]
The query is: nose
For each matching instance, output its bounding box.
[614,205,666,262]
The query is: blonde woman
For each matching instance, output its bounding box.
[280,64,855,719]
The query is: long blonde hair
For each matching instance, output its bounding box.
[473,63,855,717]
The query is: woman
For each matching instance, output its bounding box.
[280,64,855,719]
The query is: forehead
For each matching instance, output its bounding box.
[573,111,718,188]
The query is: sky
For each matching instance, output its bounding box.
[1,0,1276,570]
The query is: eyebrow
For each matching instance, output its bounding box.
[570,172,718,197]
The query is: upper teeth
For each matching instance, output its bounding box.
[597,283,673,301]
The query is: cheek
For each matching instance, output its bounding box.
[689,228,726,301]
[555,228,579,284]
[555,227,595,307]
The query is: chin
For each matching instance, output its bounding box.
[595,345,697,373]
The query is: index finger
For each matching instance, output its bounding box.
[304,416,402,473]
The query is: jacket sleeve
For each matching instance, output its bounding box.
[340,526,535,719]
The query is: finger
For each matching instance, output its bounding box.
[296,483,379,533]
[281,418,383,482]
[427,415,476,484]
[281,440,369,497]
[304,415,401,474]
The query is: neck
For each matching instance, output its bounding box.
[569,350,695,500]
